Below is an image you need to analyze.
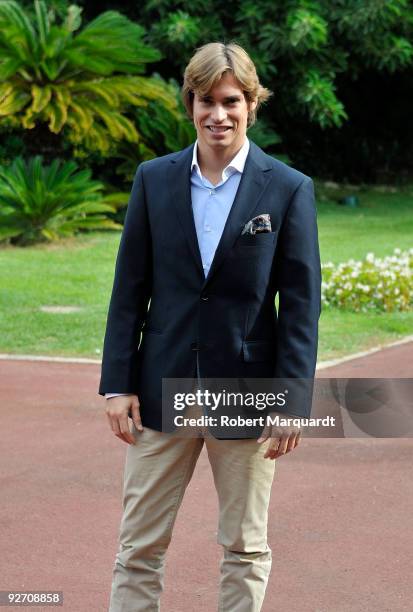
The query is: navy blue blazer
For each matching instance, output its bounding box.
[98,140,321,430]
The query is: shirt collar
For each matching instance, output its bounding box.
[191,137,250,183]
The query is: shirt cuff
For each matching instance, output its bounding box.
[105,393,131,399]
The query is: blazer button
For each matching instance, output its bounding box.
[201,294,209,301]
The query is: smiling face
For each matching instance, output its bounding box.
[192,71,257,156]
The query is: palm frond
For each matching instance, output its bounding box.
[0,156,117,245]
[0,84,31,115]
[31,83,52,112]
[0,2,180,154]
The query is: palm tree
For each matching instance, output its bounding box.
[0,0,177,156]
[0,155,126,245]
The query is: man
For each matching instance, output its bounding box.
[99,41,321,611]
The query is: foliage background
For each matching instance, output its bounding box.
[4,0,413,184]
[75,0,413,184]
[0,0,412,360]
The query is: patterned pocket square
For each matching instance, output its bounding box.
[241,213,272,235]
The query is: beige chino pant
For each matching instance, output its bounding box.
[109,404,276,612]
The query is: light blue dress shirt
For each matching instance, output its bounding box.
[190,137,250,278]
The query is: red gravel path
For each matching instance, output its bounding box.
[0,343,412,611]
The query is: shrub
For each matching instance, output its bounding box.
[322,248,413,312]
[0,155,122,245]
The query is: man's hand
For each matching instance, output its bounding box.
[257,411,301,460]
[105,394,143,445]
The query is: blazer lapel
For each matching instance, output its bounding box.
[168,144,205,279]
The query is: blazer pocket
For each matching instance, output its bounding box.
[242,340,274,362]
[236,231,277,247]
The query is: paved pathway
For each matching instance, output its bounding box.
[0,343,412,611]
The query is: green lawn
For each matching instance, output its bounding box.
[0,181,412,362]
[316,182,413,263]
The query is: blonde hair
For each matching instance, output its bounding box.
[182,41,272,128]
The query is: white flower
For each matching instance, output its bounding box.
[320,248,412,312]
